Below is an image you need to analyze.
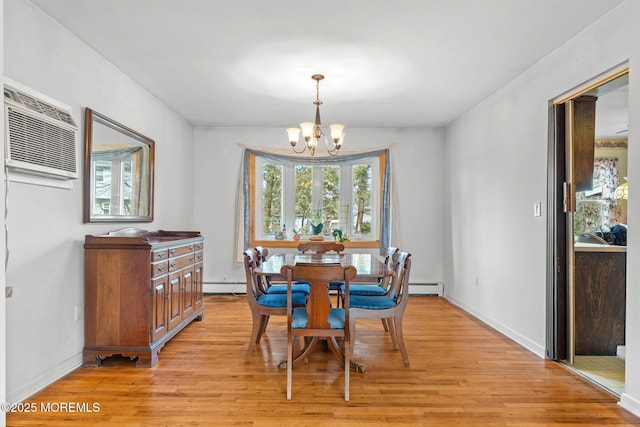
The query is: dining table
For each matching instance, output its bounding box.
[255,251,394,373]
[255,252,393,281]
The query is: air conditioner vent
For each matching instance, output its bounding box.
[5,88,76,127]
[4,82,78,180]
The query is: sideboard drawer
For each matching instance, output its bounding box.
[152,260,169,278]
[168,244,194,258]
[152,250,168,262]
[169,253,196,272]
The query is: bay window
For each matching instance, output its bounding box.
[246,149,388,249]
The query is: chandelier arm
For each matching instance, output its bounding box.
[291,143,307,154]
[323,135,339,153]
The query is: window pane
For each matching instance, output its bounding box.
[262,163,282,234]
[122,160,133,214]
[323,165,340,232]
[352,164,372,235]
[295,165,312,232]
[93,161,111,215]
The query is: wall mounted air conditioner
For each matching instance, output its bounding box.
[3,80,78,180]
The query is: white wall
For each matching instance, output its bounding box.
[443,0,640,415]
[3,0,195,402]
[193,127,445,290]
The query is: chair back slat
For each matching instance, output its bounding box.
[389,252,411,304]
[243,249,262,299]
[383,247,399,264]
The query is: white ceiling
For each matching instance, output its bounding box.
[595,83,629,139]
[30,0,623,130]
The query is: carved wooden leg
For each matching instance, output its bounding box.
[394,314,410,367]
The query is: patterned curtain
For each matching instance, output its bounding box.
[575,158,620,233]
[593,158,619,199]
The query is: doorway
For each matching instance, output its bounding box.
[547,66,629,396]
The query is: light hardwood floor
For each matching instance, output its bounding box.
[7,295,640,426]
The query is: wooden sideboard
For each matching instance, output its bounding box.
[83,229,204,367]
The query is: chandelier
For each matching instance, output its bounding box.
[287,74,345,156]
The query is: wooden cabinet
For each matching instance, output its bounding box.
[572,95,597,192]
[83,229,205,367]
[575,248,626,355]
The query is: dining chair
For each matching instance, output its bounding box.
[297,241,345,254]
[339,247,400,330]
[339,247,399,297]
[348,251,412,367]
[254,246,310,295]
[242,249,307,363]
[281,262,357,401]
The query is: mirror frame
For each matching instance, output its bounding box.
[83,108,155,223]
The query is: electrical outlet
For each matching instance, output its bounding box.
[74,304,83,321]
[5,286,14,298]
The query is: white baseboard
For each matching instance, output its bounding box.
[619,393,640,417]
[445,295,546,358]
[8,352,82,403]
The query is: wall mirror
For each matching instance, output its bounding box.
[83,108,154,223]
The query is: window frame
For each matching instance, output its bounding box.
[248,151,387,249]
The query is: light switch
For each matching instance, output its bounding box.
[534,201,542,217]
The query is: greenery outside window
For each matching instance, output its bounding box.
[244,149,389,249]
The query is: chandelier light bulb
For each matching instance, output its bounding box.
[287,128,301,146]
[329,124,345,144]
[299,122,314,142]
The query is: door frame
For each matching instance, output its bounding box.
[546,63,629,361]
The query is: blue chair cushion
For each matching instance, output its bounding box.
[292,307,345,329]
[266,283,311,295]
[257,292,306,307]
[340,283,386,296]
[349,295,396,310]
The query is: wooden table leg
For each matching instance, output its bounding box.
[327,337,365,373]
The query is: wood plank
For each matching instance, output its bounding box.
[7,295,638,425]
